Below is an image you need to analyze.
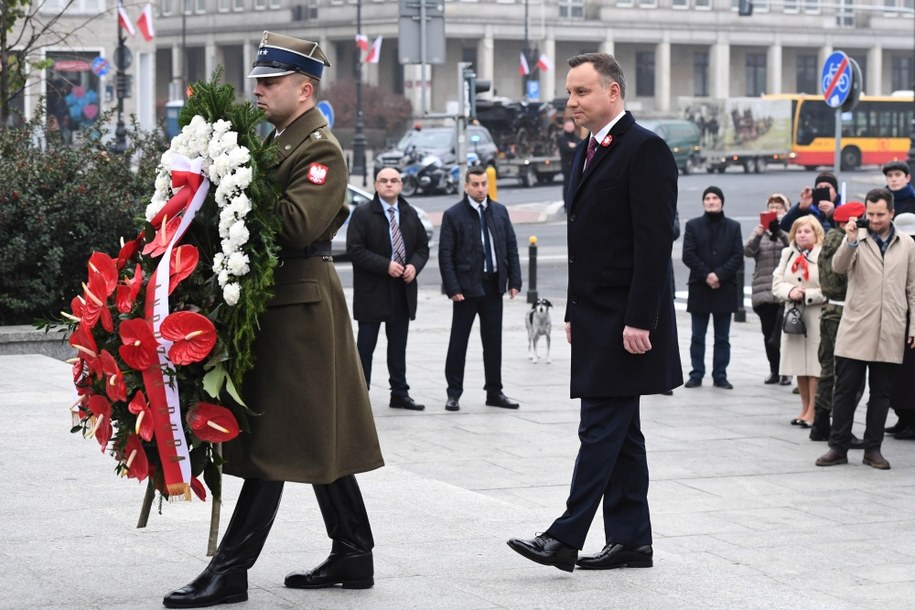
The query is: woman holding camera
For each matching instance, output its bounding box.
[745,194,791,385]
[773,216,827,427]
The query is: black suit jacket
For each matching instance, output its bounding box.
[438,195,522,298]
[565,111,682,397]
[682,213,743,314]
[346,194,429,321]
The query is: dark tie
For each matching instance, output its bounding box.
[388,207,406,264]
[479,204,494,274]
[584,136,599,170]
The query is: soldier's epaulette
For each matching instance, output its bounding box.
[311,130,324,141]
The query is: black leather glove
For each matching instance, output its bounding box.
[768,219,781,240]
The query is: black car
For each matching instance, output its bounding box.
[373,125,499,174]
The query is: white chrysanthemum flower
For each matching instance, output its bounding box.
[212,252,225,274]
[233,166,253,189]
[217,269,230,288]
[212,119,232,137]
[227,222,250,249]
[227,145,249,168]
[218,209,235,238]
[223,283,241,306]
[228,194,252,218]
[227,251,250,276]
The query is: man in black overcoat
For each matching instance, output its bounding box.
[347,167,430,410]
[438,166,522,411]
[507,52,681,572]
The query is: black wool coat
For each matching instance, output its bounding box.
[346,194,430,321]
[438,195,522,298]
[682,212,744,314]
[565,111,682,398]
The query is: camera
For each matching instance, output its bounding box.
[855,216,869,230]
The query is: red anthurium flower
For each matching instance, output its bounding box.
[188,402,240,443]
[118,318,159,371]
[120,434,150,482]
[87,252,118,299]
[117,235,144,271]
[87,394,113,451]
[142,214,183,258]
[117,263,144,313]
[127,390,155,442]
[161,311,217,365]
[67,295,85,323]
[99,350,127,402]
[69,322,100,376]
[168,245,199,295]
[190,476,207,502]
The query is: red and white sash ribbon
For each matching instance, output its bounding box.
[143,155,209,499]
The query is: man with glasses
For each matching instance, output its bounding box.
[347,167,430,410]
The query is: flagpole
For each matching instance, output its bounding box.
[522,0,529,101]
[113,3,128,154]
[351,0,368,186]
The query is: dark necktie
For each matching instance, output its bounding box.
[479,204,494,274]
[584,136,599,170]
[388,207,406,264]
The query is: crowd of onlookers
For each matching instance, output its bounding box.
[682,161,915,469]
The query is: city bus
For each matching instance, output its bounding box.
[768,92,913,171]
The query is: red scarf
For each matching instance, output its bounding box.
[791,251,810,281]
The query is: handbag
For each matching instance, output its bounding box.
[782,302,806,336]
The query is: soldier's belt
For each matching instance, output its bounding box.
[278,240,332,258]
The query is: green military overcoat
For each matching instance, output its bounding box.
[222,106,384,484]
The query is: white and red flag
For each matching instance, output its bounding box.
[137,3,155,41]
[518,52,530,76]
[118,1,136,37]
[536,53,552,72]
[355,34,369,52]
[366,35,383,64]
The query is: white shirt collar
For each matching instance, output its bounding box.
[591,110,626,145]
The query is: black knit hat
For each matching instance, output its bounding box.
[815,172,838,191]
[702,186,725,204]
[883,160,911,176]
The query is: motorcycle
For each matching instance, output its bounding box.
[400,151,456,197]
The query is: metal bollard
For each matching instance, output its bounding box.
[734,266,747,322]
[527,235,538,304]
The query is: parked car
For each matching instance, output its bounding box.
[639,119,703,174]
[331,184,435,258]
[373,125,499,176]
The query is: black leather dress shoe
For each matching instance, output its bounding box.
[893,426,915,440]
[764,373,780,384]
[713,380,734,390]
[285,552,374,589]
[684,378,701,388]
[576,543,653,570]
[507,534,577,572]
[486,393,519,409]
[163,570,247,608]
[849,435,864,450]
[815,448,848,467]
[445,397,460,411]
[389,395,425,411]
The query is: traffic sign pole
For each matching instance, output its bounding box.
[834,107,841,174]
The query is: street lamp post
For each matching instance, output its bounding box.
[113,14,128,153]
[351,0,368,186]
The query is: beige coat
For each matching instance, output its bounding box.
[773,244,827,376]
[833,227,915,363]
[222,106,384,484]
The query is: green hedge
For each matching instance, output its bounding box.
[0,113,165,325]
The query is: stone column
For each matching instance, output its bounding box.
[710,41,730,98]
[478,26,494,100]
[817,45,833,94]
[541,31,556,101]
[656,38,670,114]
[767,41,782,94]
[867,45,883,96]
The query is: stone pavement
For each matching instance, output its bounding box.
[2,283,915,610]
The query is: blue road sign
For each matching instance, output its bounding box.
[821,51,852,109]
[91,57,110,77]
[526,80,540,101]
[316,100,334,129]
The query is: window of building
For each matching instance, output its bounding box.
[746,53,766,96]
[796,54,818,93]
[836,0,854,26]
[195,0,205,12]
[892,56,914,91]
[672,0,688,7]
[254,0,267,9]
[694,51,709,96]
[38,0,106,13]
[695,0,710,8]
[802,0,820,13]
[269,0,282,8]
[45,50,103,135]
[783,0,799,12]
[636,51,655,97]
[218,0,230,11]
[639,0,657,7]
[233,0,244,11]
[559,0,584,17]
[160,0,173,15]
[617,0,634,6]
[306,0,318,18]
[754,0,769,10]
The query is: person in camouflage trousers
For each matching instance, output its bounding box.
[811,202,865,445]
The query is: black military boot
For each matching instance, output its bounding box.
[285,475,375,589]
[809,408,831,441]
[164,478,285,608]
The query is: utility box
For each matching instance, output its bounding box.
[165,100,184,140]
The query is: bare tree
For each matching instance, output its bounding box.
[1,0,105,130]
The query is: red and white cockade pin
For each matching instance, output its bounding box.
[601,135,613,147]
[307,163,328,184]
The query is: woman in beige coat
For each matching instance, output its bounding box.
[773,216,827,427]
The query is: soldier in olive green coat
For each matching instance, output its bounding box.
[165,33,382,610]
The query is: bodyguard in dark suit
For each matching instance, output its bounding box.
[347,167,430,410]
[682,186,743,389]
[439,166,522,411]
[508,52,681,572]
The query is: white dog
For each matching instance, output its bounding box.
[526,298,552,364]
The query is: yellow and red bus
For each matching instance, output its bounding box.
[768,92,913,171]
